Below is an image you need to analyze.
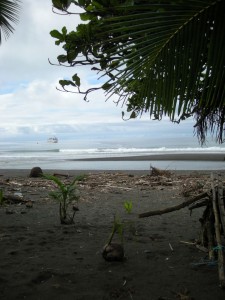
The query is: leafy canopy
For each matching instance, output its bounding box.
[50,0,225,144]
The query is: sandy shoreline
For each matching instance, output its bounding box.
[70,152,225,161]
[0,169,225,299]
[0,168,222,179]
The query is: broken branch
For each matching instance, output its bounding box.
[139,192,209,218]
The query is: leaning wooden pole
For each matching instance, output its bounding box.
[218,182,225,235]
[211,173,225,289]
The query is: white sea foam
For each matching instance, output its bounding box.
[0,140,225,170]
[60,146,225,155]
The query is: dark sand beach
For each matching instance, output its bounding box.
[71,152,225,162]
[0,167,225,299]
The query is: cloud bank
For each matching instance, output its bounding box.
[0,0,197,145]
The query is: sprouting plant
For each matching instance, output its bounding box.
[123,201,138,236]
[124,201,133,214]
[102,215,125,261]
[0,189,5,206]
[107,215,124,246]
[44,174,80,224]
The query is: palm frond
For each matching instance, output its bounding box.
[96,1,225,131]
[0,0,21,43]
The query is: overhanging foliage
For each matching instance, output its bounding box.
[50,0,225,144]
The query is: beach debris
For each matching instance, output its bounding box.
[26,200,33,208]
[210,174,225,288]
[29,167,43,178]
[150,165,172,177]
[53,172,69,178]
[181,179,206,197]
[180,240,208,253]
[139,172,225,289]
[169,243,174,251]
[139,192,209,218]
[3,193,26,204]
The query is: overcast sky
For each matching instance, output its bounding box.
[0,0,201,146]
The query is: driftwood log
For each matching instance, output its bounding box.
[139,172,225,289]
[211,174,225,288]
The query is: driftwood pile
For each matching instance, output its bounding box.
[139,172,225,288]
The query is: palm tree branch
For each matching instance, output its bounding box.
[94,0,224,122]
[0,0,21,43]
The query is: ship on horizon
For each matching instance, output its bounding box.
[47,136,58,143]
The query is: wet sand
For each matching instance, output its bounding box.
[70,152,225,161]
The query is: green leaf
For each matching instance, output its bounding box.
[62,26,67,36]
[80,12,94,21]
[57,55,68,63]
[52,0,62,10]
[59,80,76,87]
[50,29,63,40]
[72,74,81,87]
[130,111,136,119]
[102,82,112,91]
[52,0,72,10]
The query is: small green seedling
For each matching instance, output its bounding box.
[44,174,80,224]
[102,215,125,261]
[124,201,133,214]
[107,215,124,245]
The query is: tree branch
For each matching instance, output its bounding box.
[139,192,209,218]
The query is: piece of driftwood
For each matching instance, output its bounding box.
[150,165,171,177]
[206,218,216,261]
[211,173,225,288]
[188,198,208,211]
[139,192,209,218]
[53,173,69,178]
[139,172,225,289]
[98,184,132,191]
[3,194,26,203]
[218,185,225,234]
[198,199,216,260]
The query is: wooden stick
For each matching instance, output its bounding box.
[211,173,225,289]
[53,173,69,178]
[189,199,208,210]
[206,219,216,261]
[218,185,225,235]
[139,192,209,218]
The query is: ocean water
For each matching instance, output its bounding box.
[0,139,225,171]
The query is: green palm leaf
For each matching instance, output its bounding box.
[0,0,21,44]
[99,1,224,114]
